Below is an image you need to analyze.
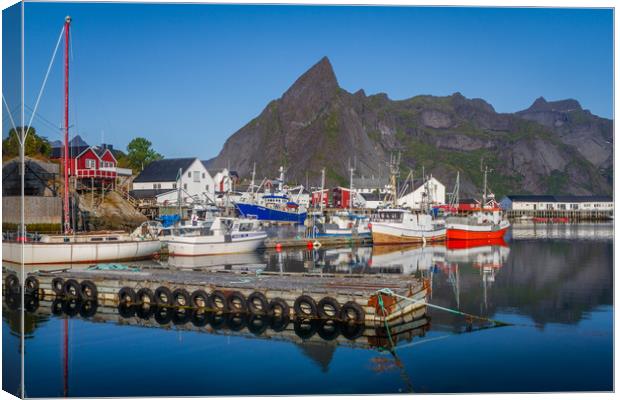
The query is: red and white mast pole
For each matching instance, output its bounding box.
[63,16,72,234]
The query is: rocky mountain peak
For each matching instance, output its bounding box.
[524,97,583,113]
[282,56,339,103]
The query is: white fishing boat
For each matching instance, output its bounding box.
[371,209,446,244]
[167,217,267,256]
[318,211,371,238]
[2,17,161,265]
[2,222,161,265]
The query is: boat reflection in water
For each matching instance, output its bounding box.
[167,252,266,271]
[509,222,613,241]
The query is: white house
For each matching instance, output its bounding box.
[351,176,389,195]
[131,158,216,205]
[359,192,386,209]
[398,177,446,209]
[500,195,613,212]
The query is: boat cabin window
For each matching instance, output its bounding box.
[106,237,119,241]
[238,223,254,232]
[373,211,404,222]
[90,237,104,241]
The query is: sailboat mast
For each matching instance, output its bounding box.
[349,167,354,212]
[482,166,488,209]
[63,16,72,234]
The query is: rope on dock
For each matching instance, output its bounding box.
[376,288,513,327]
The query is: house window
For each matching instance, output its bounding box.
[85,159,96,169]
[184,183,187,190]
[153,183,161,189]
[206,185,209,191]
[193,171,200,182]
[172,183,177,189]
[546,204,553,210]
[188,172,191,178]
[202,173,205,178]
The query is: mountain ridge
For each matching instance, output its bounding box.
[208,57,612,197]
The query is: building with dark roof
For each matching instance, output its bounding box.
[500,194,613,212]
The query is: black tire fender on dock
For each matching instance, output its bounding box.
[154,286,173,306]
[136,304,155,320]
[51,298,64,315]
[269,297,290,318]
[5,274,19,293]
[294,295,318,318]
[190,289,209,309]
[172,288,191,307]
[5,293,19,310]
[51,277,64,295]
[79,300,98,318]
[317,319,341,341]
[293,317,319,340]
[208,311,227,330]
[317,297,340,319]
[172,308,193,325]
[340,301,365,324]
[63,279,82,299]
[136,288,155,305]
[226,291,248,313]
[118,286,137,304]
[247,291,270,315]
[24,276,39,296]
[80,280,98,301]
[208,290,228,312]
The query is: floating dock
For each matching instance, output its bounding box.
[263,236,372,249]
[3,266,428,328]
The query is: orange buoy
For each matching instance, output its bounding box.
[275,243,282,252]
[306,241,313,249]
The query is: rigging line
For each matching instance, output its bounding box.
[23,25,65,146]
[2,93,18,134]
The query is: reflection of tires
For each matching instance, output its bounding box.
[269,298,290,318]
[136,304,154,320]
[340,301,365,324]
[51,298,64,315]
[80,280,97,300]
[5,274,19,293]
[317,319,341,341]
[341,322,364,341]
[208,290,228,312]
[154,287,173,306]
[64,298,81,317]
[294,295,318,318]
[25,276,39,297]
[63,279,82,299]
[226,313,247,331]
[51,277,64,295]
[190,290,209,309]
[79,300,98,318]
[6,292,19,310]
[117,303,135,319]
[271,316,290,332]
[318,297,340,319]
[153,306,173,325]
[136,288,154,305]
[24,295,39,313]
[247,292,270,315]
[247,314,270,336]
[294,318,319,340]
[226,291,247,313]
[191,310,209,327]
[172,308,193,325]
[118,287,137,304]
[208,312,227,330]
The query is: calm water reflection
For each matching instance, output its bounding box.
[2,223,613,396]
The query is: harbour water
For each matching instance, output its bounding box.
[2,223,613,396]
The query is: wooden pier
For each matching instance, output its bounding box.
[3,266,428,328]
[506,209,613,221]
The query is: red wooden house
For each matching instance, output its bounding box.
[51,140,118,187]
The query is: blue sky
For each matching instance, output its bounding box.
[3,3,613,159]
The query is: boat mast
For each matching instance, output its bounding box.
[482,165,488,209]
[250,162,256,198]
[63,16,72,234]
[349,166,354,212]
[278,166,284,192]
[319,168,325,214]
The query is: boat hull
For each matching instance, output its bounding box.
[235,203,306,224]
[371,223,446,245]
[2,240,162,265]
[446,220,510,240]
[167,234,267,256]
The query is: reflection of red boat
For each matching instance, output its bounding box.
[446,237,507,250]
